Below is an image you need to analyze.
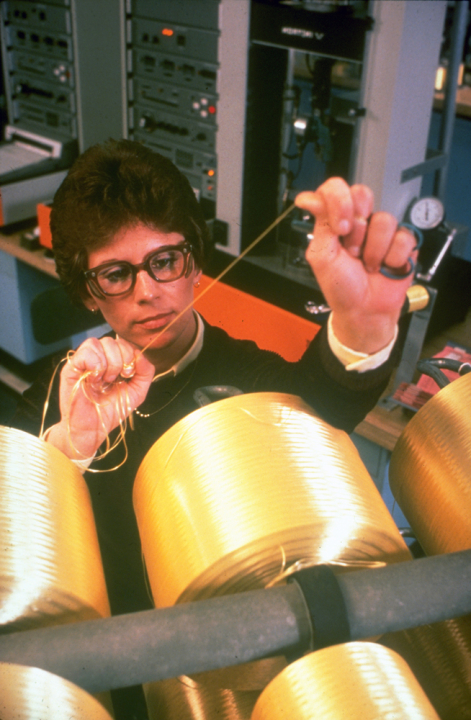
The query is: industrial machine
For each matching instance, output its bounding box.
[0,0,125,226]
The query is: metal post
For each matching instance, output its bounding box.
[434,1,469,199]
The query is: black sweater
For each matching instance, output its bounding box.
[11,320,396,615]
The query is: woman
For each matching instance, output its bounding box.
[11,138,416,718]
[13,138,417,614]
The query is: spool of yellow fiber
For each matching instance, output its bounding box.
[381,615,471,720]
[389,372,471,555]
[134,393,410,611]
[384,373,471,719]
[0,425,109,631]
[251,643,440,720]
[144,675,260,720]
[0,662,113,719]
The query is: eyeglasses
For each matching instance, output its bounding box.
[84,243,193,297]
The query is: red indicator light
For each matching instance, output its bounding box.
[208,105,216,114]
[162,28,174,37]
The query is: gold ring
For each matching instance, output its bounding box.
[121,360,136,378]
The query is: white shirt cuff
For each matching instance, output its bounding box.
[327,313,398,373]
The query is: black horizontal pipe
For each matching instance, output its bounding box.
[337,548,471,640]
[0,549,469,693]
[0,585,311,693]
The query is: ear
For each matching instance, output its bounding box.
[193,265,203,285]
[82,295,99,313]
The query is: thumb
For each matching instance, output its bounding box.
[131,352,155,389]
[295,189,352,236]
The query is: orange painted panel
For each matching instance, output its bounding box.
[194,275,320,362]
[37,203,53,249]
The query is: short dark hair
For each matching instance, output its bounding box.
[50,138,211,304]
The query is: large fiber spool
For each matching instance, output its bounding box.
[250,643,440,719]
[381,615,471,720]
[134,393,410,609]
[389,372,471,554]
[134,393,410,697]
[385,372,471,719]
[0,662,113,719]
[0,425,109,631]
[144,675,260,720]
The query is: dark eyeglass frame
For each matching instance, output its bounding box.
[83,243,194,298]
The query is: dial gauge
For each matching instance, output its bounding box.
[409,197,445,230]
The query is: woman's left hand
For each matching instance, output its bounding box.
[295,178,418,355]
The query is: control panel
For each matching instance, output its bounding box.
[1,0,125,153]
[1,0,77,141]
[128,0,220,219]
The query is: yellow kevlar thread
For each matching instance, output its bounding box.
[382,372,471,719]
[0,425,110,632]
[144,675,261,720]
[39,203,296,470]
[0,662,114,720]
[134,393,411,694]
[250,644,440,720]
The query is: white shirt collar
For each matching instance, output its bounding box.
[152,312,205,382]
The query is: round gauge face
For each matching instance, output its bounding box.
[410,197,445,230]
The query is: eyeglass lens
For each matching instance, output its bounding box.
[94,247,187,295]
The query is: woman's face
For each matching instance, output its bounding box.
[84,223,202,368]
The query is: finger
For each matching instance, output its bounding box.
[296,177,353,236]
[68,337,130,389]
[362,212,398,273]
[382,226,418,274]
[96,337,133,385]
[297,180,354,275]
[319,177,354,236]
[118,342,155,385]
[341,215,368,258]
[351,184,374,219]
[341,185,374,258]
[65,338,107,380]
[132,352,155,387]
[294,189,325,219]
[114,337,139,378]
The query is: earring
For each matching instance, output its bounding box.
[194,281,201,288]
[91,308,98,314]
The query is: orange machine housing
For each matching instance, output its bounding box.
[195,276,319,362]
[37,203,53,250]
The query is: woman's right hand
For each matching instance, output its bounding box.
[46,336,155,462]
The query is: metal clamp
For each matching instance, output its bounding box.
[416,224,458,283]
